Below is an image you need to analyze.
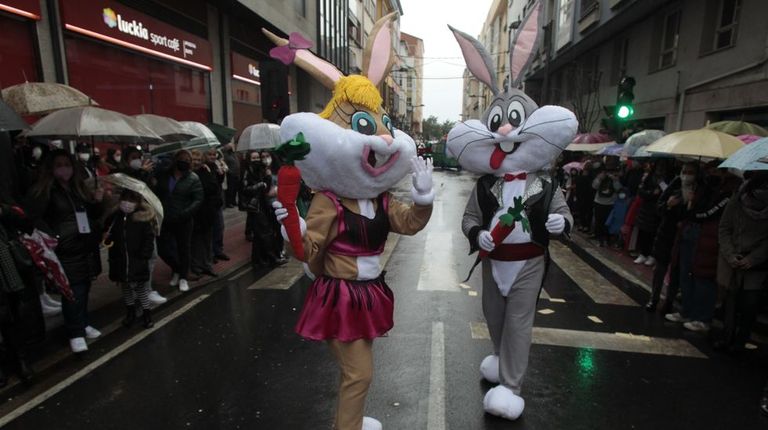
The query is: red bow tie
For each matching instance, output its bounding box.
[504,173,527,182]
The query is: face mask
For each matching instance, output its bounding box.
[618,193,627,199]
[54,166,73,182]
[32,147,43,160]
[680,174,696,185]
[93,154,101,162]
[119,201,137,214]
[129,159,143,170]
[263,157,272,166]
[176,160,191,171]
[251,158,260,164]
[114,155,122,163]
[78,153,91,162]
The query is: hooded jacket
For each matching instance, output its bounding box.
[106,204,156,283]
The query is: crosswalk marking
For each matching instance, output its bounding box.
[469,322,706,358]
[549,241,638,306]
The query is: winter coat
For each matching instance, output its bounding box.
[605,196,628,235]
[682,182,731,279]
[194,163,224,226]
[223,150,240,178]
[651,177,684,263]
[635,175,661,233]
[106,204,156,283]
[718,185,768,291]
[23,183,102,283]
[239,164,272,214]
[153,170,204,223]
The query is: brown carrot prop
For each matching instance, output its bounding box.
[275,132,311,261]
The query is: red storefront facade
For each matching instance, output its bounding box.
[231,51,262,131]
[0,0,41,87]
[59,0,213,123]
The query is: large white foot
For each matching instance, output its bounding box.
[479,354,500,384]
[362,416,382,430]
[483,385,525,421]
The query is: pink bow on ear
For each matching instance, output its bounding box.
[269,32,313,65]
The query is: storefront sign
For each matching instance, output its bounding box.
[0,0,41,19]
[231,52,261,86]
[60,0,213,70]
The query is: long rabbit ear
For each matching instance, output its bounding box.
[261,28,344,90]
[363,12,398,86]
[509,1,543,88]
[448,25,499,95]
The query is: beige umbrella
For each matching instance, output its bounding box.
[2,82,97,116]
[645,128,744,159]
[25,106,162,144]
[101,173,164,229]
[134,114,196,141]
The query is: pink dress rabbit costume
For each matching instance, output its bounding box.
[263,13,434,430]
[447,1,577,421]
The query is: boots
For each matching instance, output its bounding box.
[15,351,34,382]
[122,305,136,327]
[141,308,154,329]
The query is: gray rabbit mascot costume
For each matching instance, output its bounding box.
[447,1,577,421]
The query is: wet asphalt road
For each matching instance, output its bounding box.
[2,171,767,429]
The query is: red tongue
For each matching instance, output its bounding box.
[490,146,507,170]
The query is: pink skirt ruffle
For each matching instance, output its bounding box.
[295,274,394,342]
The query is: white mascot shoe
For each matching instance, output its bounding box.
[362,416,382,430]
[483,385,525,420]
[479,354,500,384]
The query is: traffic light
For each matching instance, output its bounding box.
[615,76,635,121]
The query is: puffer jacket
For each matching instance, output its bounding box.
[106,204,156,283]
[153,170,204,223]
[24,183,102,283]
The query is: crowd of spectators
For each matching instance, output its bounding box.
[0,134,293,385]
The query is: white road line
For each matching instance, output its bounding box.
[427,322,446,430]
[469,322,706,358]
[0,294,211,427]
[549,241,638,306]
[227,268,251,282]
[417,231,462,292]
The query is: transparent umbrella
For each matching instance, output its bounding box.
[237,123,281,152]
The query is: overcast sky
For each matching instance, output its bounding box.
[399,0,494,123]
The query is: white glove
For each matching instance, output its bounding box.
[272,201,307,241]
[545,214,566,234]
[273,200,288,224]
[478,230,496,252]
[411,156,435,205]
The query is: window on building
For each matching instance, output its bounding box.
[701,0,741,53]
[657,10,680,70]
[318,0,349,73]
[364,0,376,18]
[295,0,306,18]
[611,38,629,83]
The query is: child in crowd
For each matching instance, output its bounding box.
[105,189,157,329]
[605,188,630,249]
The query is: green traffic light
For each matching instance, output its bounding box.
[617,105,633,119]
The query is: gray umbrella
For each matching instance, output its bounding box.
[25,106,162,144]
[134,114,196,141]
[0,98,29,132]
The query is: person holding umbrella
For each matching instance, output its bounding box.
[104,189,157,328]
[153,150,203,292]
[24,149,106,353]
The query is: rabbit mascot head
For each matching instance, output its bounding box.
[446,3,577,174]
[263,13,416,199]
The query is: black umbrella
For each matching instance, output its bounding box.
[0,98,29,132]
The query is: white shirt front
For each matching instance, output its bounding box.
[488,173,532,296]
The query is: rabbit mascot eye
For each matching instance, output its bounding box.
[263,13,434,430]
[447,1,577,421]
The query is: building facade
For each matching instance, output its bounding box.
[399,31,424,136]
[0,0,333,137]
[522,0,768,133]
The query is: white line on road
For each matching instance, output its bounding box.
[427,322,446,430]
[0,294,211,427]
[469,322,706,358]
[227,267,251,282]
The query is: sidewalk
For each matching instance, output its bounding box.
[5,207,252,393]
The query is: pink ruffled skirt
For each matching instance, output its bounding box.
[295,274,394,342]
